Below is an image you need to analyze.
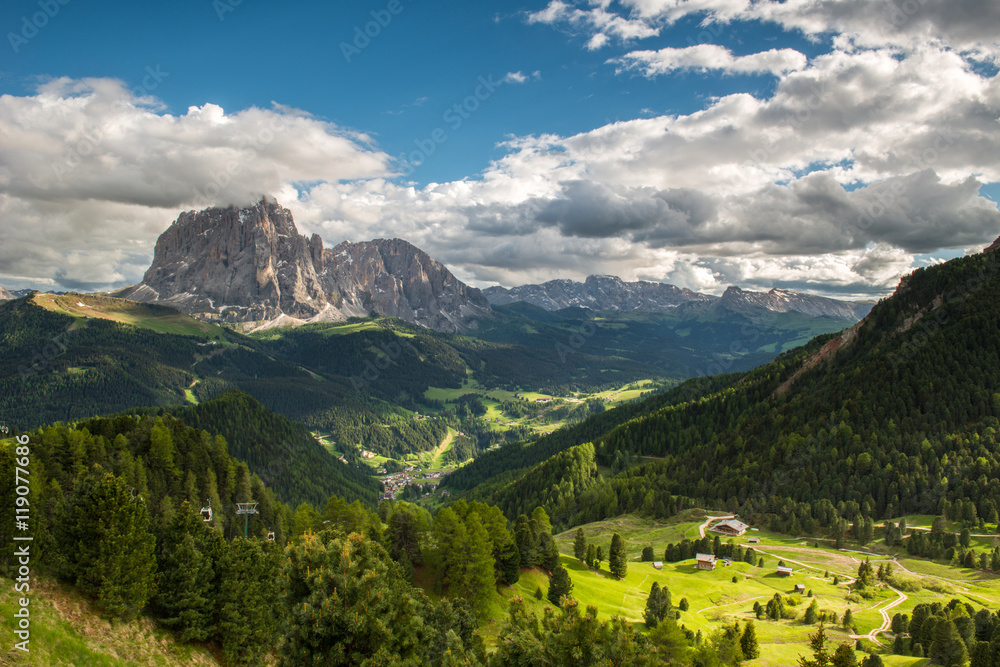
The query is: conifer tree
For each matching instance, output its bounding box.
[805,599,819,625]
[573,527,587,561]
[643,581,671,628]
[609,533,628,578]
[531,506,552,536]
[861,652,884,667]
[55,467,157,621]
[280,532,436,666]
[798,622,831,667]
[740,620,760,659]
[538,531,560,573]
[929,618,969,667]
[155,501,216,641]
[547,564,573,605]
[831,642,858,667]
[497,538,521,585]
[460,512,499,613]
[217,538,281,666]
[514,514,536,568]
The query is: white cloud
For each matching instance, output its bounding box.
[526,0,659,50]
[0,78,392,290]
[613,44,808,76]
[529,0,1000,54]
[502,71,529,84]
[2,17,999,301]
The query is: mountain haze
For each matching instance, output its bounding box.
[451,236,1000,528]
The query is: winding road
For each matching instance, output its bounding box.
[848,585,907,647]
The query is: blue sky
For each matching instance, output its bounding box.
[1,0,999,297]
[2,0,825,184]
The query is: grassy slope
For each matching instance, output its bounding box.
[32,293,227,340]
[0,576,219,666]
[538,513,999,666]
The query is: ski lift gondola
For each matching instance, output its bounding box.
[267,529,275,541]
[200,499,213,522]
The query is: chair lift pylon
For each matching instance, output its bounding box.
[235,501,259,538]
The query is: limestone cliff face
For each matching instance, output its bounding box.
[118,198,491,332]
[0,285,14,301]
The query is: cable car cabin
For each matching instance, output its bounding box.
[200,505,213,522]
[267,530,275,541]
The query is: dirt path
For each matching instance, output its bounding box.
[699,515,736,539]
[697,595,770,615]
[891,558,996,605]
[906,526,998,538]
[848,585,906,648]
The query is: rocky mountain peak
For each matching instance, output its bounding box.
[116,199,491,332]
[0,285,15,301]
[985,235,1000,254]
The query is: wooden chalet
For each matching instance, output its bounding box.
[695,553,717,571]
[710,519,750,537]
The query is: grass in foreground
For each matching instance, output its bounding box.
[0,576,218,666]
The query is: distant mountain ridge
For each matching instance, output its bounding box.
[483,275,713,312]
[485,276,873,320]
[114,197,491,333]
[714,286,873,320]
[0,285,14,301]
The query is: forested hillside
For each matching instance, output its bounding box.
[170,390,381,507]
[459,247,1000,537]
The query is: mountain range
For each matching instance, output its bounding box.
[97,197,872,333]
[448,232,1000,529]
[484,275,874,320]
[0,198,876,334]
